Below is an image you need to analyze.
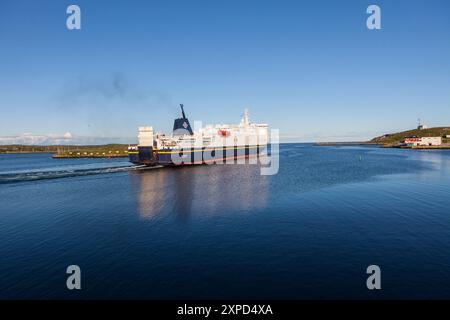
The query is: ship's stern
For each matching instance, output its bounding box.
[129,126,156,165]
[128,145,140,164]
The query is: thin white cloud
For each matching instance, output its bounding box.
[0,132,74,145]
[0,132,135,145]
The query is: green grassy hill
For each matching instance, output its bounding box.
[370,127,450,146]
[0,144,130,157]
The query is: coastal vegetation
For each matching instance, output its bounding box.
[314,127,450,149]
[370,127,450,147]
[0,144,130,158]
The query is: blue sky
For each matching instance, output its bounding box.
[1,0,449,144]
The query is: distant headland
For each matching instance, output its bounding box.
[0,144,130,158]
[316,126,450,149]
[369,126,450,149]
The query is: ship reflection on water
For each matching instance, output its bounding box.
[130,163,269,220]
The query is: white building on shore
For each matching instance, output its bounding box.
[404,136,442,146]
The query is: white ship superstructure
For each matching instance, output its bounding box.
[128,105,269,166]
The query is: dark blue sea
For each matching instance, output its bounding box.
[1,144,450,299]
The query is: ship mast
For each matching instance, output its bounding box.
[241,108,250,126]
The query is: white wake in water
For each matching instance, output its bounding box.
[0,164,142,183]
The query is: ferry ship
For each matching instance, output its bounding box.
[128,104,269,166]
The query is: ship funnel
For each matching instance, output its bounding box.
[180,104,186,119]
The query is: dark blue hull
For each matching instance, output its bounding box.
[128,145,266,166]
